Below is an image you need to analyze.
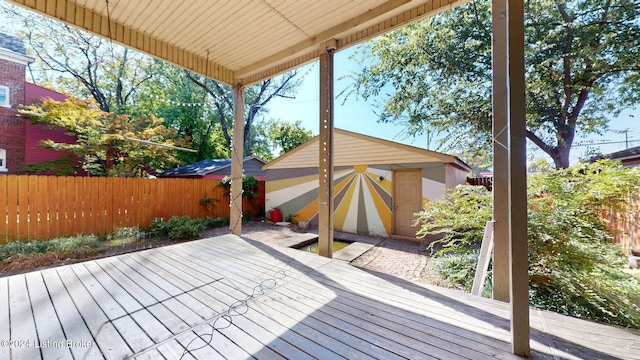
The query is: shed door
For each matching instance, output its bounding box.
[393,169,422,237]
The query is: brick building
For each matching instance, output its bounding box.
[0,33,74,174]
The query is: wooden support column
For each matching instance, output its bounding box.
[229,84,245,236]
[492,0,530,356]
[318,44,335,258]
[491,0,510,303]
[507,0,530,355]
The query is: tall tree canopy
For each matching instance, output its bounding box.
[185,69,305,156]
[346,0,640,168]
[1,1,310,163]
[19,98,185,177]
[2,3,153,114]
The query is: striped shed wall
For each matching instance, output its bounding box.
[263,129,470,237]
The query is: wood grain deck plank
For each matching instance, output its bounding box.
[163,244,368,359]
[104,256,173,303]
[284,278,503,359]
[178,242,495,358]
[111,316,154,353]
[130,309,174,343]
[8,275,40,360]
[127,251,211,289]
[154,338,200,360]
[145,303,191,335]
[39,269,103,359]
[84,260,145,314]
[24,271,71,360]
[55,266,131,359]
[171,332,226,360]
[70,263,128,320]
[175,271,342,360]
[116,254,183,296]
[0,277,10,360]
[178,245,393,358]
[297,273,515,354]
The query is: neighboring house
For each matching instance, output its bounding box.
[0,33,75,174]
[588,146,640,168]
[158,156,267,180]
[263,128,470,238]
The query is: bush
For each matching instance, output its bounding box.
[415,184,492,256]
[433,252,494,298]
[149,216,205,240]
[108,227,147,241]
[203,217,229,228]
[416,160,640,329]
[0,235,102,263]
[219,174,260,199]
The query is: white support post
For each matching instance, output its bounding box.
[318,44,335,258]
[230,84,245,236]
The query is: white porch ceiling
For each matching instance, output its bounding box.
[8,0,467,85]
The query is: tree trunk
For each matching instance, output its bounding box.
[549,146,571,169]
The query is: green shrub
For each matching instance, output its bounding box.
[416,160,640,329]
[203,217,229,228]
[433,252,494,298]
[219,174,260,199]
[0,235,102,262]
[149,216,204,240]
[108,227,147,240]
[415,184,492,256]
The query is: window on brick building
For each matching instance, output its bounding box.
[0,86,9,107]
[0,149,6,172]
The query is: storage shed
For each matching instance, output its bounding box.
[263,129,470,238]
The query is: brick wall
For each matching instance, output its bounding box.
[0,57,27,174]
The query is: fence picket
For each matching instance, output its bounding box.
[6,176,17,241]
[0,176,6,243]
[47,176,59,238]
[18,176,29,240]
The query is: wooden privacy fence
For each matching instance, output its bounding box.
[0,175,265,244]
[601,197,640,255]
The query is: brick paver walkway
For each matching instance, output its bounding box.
[350,238,429,281]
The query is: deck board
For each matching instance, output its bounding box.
[24,271,71,360]
[8,274,39,360]
[39,269,102,359]
[0,277,9,360]
[2,234,639,359]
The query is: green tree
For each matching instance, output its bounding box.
[346,0,640,168]
[416,160,640,328]
[135,61,230,163]
[185,69,306,156]
[1,3,153,114]
[19,98,185,177]
[269,119,314,155]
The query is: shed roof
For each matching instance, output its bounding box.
[159,156,266,177]
[263,128,470,171]
[588,146,640,163]
[8,0,468,86]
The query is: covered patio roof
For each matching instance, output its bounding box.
[8,0,467,86]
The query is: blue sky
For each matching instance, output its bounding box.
[265,48,431,149]
[266,47,640,166]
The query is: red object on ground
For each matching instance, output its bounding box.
[269,208,283,222]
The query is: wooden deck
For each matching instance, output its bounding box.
[1,235,639,359]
